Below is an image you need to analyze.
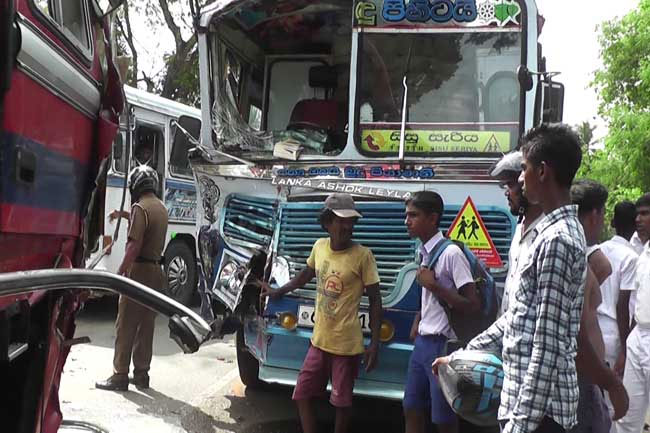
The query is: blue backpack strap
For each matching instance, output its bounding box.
[414,238,453,310]
[425,239,453,270]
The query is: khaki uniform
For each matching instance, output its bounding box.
[113,194,168,376]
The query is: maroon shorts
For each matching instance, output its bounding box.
[292,345,361,407]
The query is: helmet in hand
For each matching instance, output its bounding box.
[438,350,504,427]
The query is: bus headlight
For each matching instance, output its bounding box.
[270,256,290,287]
[380,320,395,342]
[278,312,298,331]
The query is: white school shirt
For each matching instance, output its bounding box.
[633,242,650,328]
[629,232,646,319]
[630,231,646,254]
[598,236,638,326]
[418,232,474,338]
[500,213,545,317]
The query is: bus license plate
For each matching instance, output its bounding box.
[297,305,371,333]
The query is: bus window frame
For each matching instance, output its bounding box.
[28,0,94,67]
[262,56,330,132]
[214,38,263,129]
[168,118,196,180]
[131,120,164,171]
[352,4,530,159]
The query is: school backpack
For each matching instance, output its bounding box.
[424,238,498,344]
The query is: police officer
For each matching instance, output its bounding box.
[96,165,168,391]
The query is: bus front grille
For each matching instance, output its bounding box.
[221,195,275,249]
[278,202,417,296]
[221,195,515,296]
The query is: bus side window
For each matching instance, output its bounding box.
[170,116,201,178]
[59,0,90,49]
[33,0,52,16]
[169,143,192,178]
[133,125,160,169]
[32,0,91,52]
[224,50,242,105]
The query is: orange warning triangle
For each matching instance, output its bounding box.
[447,197,503,268]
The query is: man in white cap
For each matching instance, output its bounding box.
[489,151,544,316]
[259,193,382,433]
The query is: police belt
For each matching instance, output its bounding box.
[135,256,164,265]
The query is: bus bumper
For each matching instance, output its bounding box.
[249,325,413,401]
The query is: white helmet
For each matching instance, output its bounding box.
[128,165,159,198]
[489,151,523,178]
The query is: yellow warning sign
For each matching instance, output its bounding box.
[447,197,503,268]
[360,130,511,153]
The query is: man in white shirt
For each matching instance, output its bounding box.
[630,231,647,254]
[617,193,650,433]
[571,179,620,433]
[489,151,544,317]
[599,201,638,378]
[629,229,648,323]
[403,191,480,433]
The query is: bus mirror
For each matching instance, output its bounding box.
[517,65,534,92]
[542,80,565,123]
[91,0,124,19]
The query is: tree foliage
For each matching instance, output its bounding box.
[114,0,215,106]
[578,0,650,217]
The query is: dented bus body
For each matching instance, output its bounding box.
[189,0,562,400]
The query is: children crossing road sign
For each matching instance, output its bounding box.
[447,197,503,268]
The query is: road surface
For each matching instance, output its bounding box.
[59,298,404,433]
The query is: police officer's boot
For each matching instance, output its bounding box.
[129,372,150,390]
[95,374,129,391]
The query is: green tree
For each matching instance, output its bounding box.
[576,120,597,149]
[114,0,215,106]
[581,0,650,216]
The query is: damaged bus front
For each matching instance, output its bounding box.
[187,0,562,399]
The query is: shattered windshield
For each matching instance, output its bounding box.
[208,2,351,159]
[357,31,522,156]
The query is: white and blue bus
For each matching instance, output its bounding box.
[184,0,564,399]
[89,86,202,305]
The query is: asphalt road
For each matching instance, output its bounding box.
[59,298,405,433]
[60,298,650,433]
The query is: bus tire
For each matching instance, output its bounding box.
[164,241,196,306]
[236,329,262,389]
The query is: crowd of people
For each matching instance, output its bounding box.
[260,123,650,433]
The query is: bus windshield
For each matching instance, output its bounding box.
[357,31,522,156]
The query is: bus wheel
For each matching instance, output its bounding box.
[164,241,196,306]
[236,329,262,389]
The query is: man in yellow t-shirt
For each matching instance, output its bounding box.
[259,193,382,433]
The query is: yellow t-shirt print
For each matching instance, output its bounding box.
[318,266,346,319]
[306,238,380,356]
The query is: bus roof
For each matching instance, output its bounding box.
[124,85,201,120]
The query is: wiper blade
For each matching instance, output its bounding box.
[398,42,414,163]
[399,75,409,162]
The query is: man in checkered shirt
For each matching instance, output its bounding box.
[435,125,593,432]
